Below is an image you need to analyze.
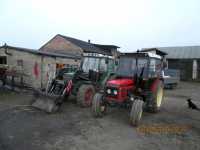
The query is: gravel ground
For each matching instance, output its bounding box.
[0,82,200,150]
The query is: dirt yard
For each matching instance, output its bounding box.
[0,82,200,150]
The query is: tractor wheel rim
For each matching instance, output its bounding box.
[156,87,163,107]
[85,89,93,105]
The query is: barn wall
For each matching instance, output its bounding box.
[0,48,42,88]
[167,59,194,81]
[41,56,80,89]
[0,47,80,89]
[40,56,56,89]
[40,35,83,55]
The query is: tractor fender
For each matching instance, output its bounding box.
[150,78,161,93]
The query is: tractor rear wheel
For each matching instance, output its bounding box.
[92,93,106,117]
[130,99,144,126]
[147,81,164,113]
[77,84,95,107]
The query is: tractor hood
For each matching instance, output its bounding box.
[107,78,134,87]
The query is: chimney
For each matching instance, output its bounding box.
[88,39,91,43]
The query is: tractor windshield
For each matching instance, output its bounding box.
[116,57,148,77]
[82,57,99,72]
[81,57,114,73]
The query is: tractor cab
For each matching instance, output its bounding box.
[92,51,166,126]
[54,55,116,89]
[81,55,115,73]
[105,52,163,102]
[72,55,116,90]
[116,53,162,78]
[68,54,117,107]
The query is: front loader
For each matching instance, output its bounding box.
[31,55,117,113]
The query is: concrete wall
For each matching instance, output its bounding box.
[40,35,83,55]
[41,56,79,89]
[0,47,80,89]
[0,47,42,88]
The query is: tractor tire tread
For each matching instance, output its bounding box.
[130,100,143,126]
[77,84,95,107]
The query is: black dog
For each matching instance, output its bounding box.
[187,98,200,110]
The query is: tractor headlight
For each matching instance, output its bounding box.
[113,90,118,95]
[107,89,111,94]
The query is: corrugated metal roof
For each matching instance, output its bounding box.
[157,46,200,59]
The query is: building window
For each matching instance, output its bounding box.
[0,56,7,64]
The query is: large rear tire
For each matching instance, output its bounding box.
[77,84,95,107]
[92,93,106,117]
[148,81,164,113]
[130,99,144,126]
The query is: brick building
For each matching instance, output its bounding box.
[39,34,119,58]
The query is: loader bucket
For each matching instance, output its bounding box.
[31,91,61,113]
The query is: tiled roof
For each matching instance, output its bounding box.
[58,34,111,55]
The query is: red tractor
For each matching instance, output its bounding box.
[92,52,166,126]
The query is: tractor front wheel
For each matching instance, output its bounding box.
[92,93,106,117]
[130,99,144,126]
[77,84,95,107]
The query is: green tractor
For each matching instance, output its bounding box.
[31,54,117,113]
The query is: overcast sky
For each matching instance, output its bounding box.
[0,0,200,52]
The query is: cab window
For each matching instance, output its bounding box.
[149,58,162,77]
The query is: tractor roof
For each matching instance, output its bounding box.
[83,53,114,59]
[141,48,167,56]
[120,52,162,59]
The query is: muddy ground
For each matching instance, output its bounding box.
[0,82,200,150]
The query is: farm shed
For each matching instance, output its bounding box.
[0,44,81,89]
[142,47,200,81]
[39,34,120,58]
